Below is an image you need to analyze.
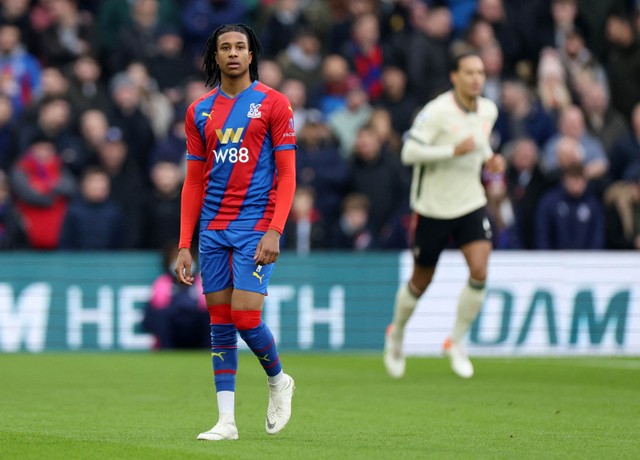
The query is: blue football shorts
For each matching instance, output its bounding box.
[198,229,274,295]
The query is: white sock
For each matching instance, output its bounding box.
[268,370,284,386]
[217,391,235,422]
[390,283,420,342]
[450,279,486,343]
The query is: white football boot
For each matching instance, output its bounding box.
[265,373,295,435]
[443,338,474,379]
[197,417,239,441]
[383,324,406,379]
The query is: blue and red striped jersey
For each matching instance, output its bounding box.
[185,81,297,232]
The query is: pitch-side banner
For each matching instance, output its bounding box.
[401,251,640,356]
[0,252,638,355]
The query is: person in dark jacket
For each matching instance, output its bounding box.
[59,166,125,250]
[535,162,604,249]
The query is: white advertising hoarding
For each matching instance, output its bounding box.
[401,251,640,356]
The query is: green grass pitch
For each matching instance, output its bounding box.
[1,352,639,459]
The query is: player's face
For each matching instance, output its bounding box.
[451,55,486,99]
[215,31,252,79]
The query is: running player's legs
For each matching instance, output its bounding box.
[445,207,493,378]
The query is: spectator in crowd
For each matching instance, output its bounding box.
[367,107,403,155]
[0,94,16,169]
[603,169,640,249]
[91,127,146,248]
[536,48,572,119]
[328,192,376,250]
[494,79,557,150]
[108,0,168,74]
[327,0,377,55]
[535,162,605,249]
[339,11,384,102]
[142,241,209,349]
[0,0,37,54]
[346,125,408,236]
[260,0,310,59]
[484,165,518,250]
[376,65,418,136]
[276,27,323,96]
[66,53,111,114]
[77,108,109,163]
[608,102,640,183]
[10,135,76,249]
[542,105,608,182]
[579,80,629,155]
[150,115,187,166]
[295,108,348,223]
[402,4,452,106]
[308,53,354,117]
[256,58,284,90]
[559,26,608,96]
[0,23,42,118]
[328,81,373,158]
[107,72,156,172]
[38,0,98,68]
[145,26,195,104]
[124,61,173,140]
[279,78,311,135]
[15,96,86,177]
[96,0,180,61]
[180,0,248,61]
[480,41,505,106]
[59,166,125,249]
[604,13,640,120]
[282,185,327,254]
[504,138,555,250]
[141,160,182,249]
[0,168,27,248]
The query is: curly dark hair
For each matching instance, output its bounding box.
[201,23,262,87]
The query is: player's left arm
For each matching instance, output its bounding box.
[254,94,297,266]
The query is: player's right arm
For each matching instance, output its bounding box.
[176,104,206,285]
[401,103,475,165]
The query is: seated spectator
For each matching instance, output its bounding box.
[494,79,557,150]
[578,81,628,156]
[328,192,376,250]
[535,163,604,249]
[91,127,147,248]
[347,125,409,236]
[295,109,348,223]
[142,242,209,350]
[141,160,182,249]
[66,54,112,115]
[504,138,555,249]
[603,171,640,250]
[150,115,187,165]
[541,105,608,182]
[328,81,373,158]
[0,95,16,170]
[0,168,27,249]
[10,135,76,249]
[376,66,419,136]
[59,166,125,250]
[276,27,323,96]
[259,0,310,59]
[608,102,640,183]
[282,185,327,254]
[536,48,572,120]
[307,54,354,117]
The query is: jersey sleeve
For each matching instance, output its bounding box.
[269,92,297,152]
[185,103,206,161]
[401,103,455,164]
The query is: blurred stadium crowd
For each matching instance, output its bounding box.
[0,0,639,253]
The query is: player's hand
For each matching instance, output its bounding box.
[254,229,281,266]
[454,136,476,156]
[485,154,505,174]
[175,248,194,286]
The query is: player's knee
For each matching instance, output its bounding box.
[231,309,262,330]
